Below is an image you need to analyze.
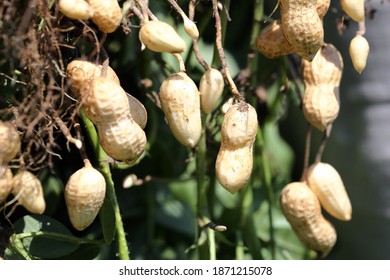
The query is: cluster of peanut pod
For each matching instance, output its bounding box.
[255,0,367,257]
[57,0,260,232]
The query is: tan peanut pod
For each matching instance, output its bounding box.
[65,160,106,231]
[307,162,352,221]
[220,102,258,148]
[139,20,186,53]
[280,182,337,257]
[279,0,324,61]
[88,0,122,33]
[256,20,293,59]
[58,0,94,20]
[340,0,365,22]
[302,44,344,86]
[66,59,119,97]
[0,121,21,165]
[12,170,46,214]
[80,77,130,125]
[256,0,329,59]
[159,72,201,148]
[97,117,147,162]
[127,93,147,129]
[183,16,199,40]
[215,146,254,194]
[303,85,340,131]
[200,68,224,114]
[215,102,258,193]
[0,168,13,202]
[349,34,370,74]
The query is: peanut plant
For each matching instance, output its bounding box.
[0,0,376,260]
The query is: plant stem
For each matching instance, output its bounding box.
[314,124,332,163]
[301,123,312,181]
[80,111,130,260]
[16,231,104,245]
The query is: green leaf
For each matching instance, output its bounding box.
[99,198,116,243]
[55,243,102,260]
[13,215,79,259]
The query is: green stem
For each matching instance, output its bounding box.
[16,231,104,245]
[80,111,130,260]
[256,128,275,259]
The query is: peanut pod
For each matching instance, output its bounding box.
[0,168,13,202]
[65,160,106,231]
[58,0,93,20]
[89,0,122,33]
[307,162,352,221]
[139,20,186,53]
[279,0,324,61]
[199,68,225,114]
[349,34,370,74]
[215,102,258,193]
[280,182,337,257]
[340,0,365,22]
[12,170,46,214]
[0,121,21,165]
[97,117,147,163]
[159,72,201,148]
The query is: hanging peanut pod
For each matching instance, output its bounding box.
[12,170,46,214]
[0,168,13,202]
[79,77,130,125]
[199,68,225,114]
[280,182,337,257]
[182,16,199,40]
[97,117,147,163]
[0,121,21,165]
[65,160,106,231]
[307,162,352,221]
[139,20,186,53]
[349,34,370,74]
[215,101,258,193]
[66,59,120,97]
[279,0,324,61]
[159,72,201,148]
[302,85,340,131]
[340,0,365,22]
[88,0,122,33]
[58,0,94,20]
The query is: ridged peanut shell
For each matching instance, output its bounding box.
[280,182,337,257]
[307,162,352,221]
[303,85,340,131]
[220,102,258,148]
[349,34,369,74]
[0,168,13,202]
[183,16,199,40]
[200,68,224,114]
[216,145,254,194]
[279,0,324,61]
[66,59,119,97]
[97,117,147,162]
[80,77,130,125]
[58,0,93,20]
[12,170,46,214]
[341,0,365,22]
[89,0,122,33]
[139,20,186,53]
[0,121,21,164]
[256,0,329,59]
[256,20,292,59]
[302,44,343,86]
[159,72,201,148]
[65,162,106,231]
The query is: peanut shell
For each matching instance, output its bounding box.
[139,20,186,53]
[97,116,147,163]
[159,72,201,148]
[0,168,13,202]
[0,121,21,165]
[340,0,365,22]
[58,0,93,20]
[349,34,369,74]
[89,0,122,33]
[65,161,106,231]
[12,170,46,214]
[200,68,224,114]
[280,182,337,257]
[307,162,352,221]
[303,84,340,131]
